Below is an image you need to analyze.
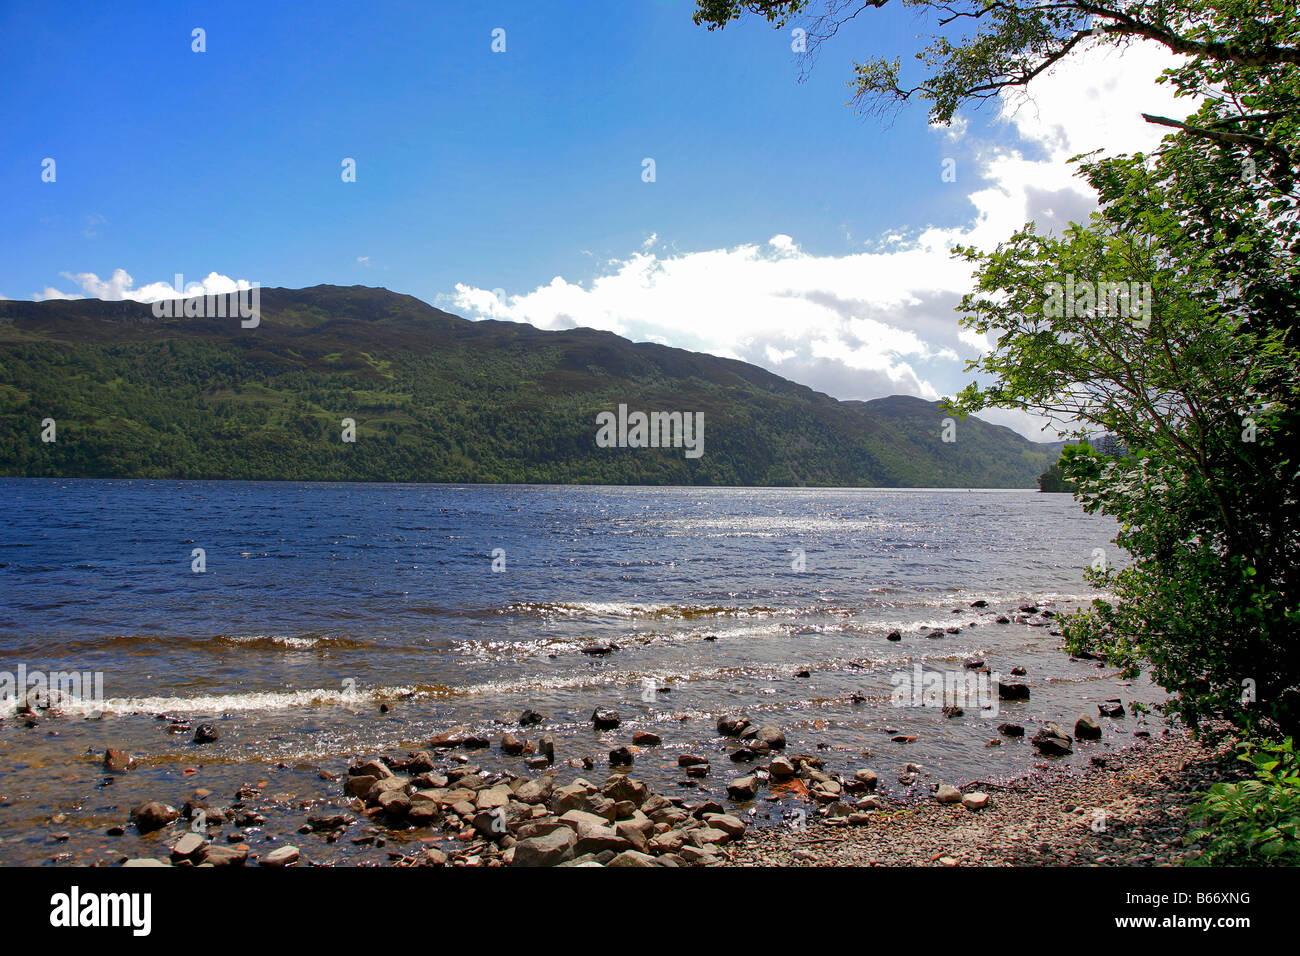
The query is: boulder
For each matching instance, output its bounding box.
[377,790,411,817]
[935,784,963,804]
[170,833,207,860]
[602,775,648,807]
[350,758,393,779]
[1031,725,1074,756]
[606,850,659,867]
[475,785,512,810]
[688,826,732,847]
[850,769,879,792]
[615,820,650,853]
[752,726,786,751]
[514,776,554,805]
[703,813,746,838]
[591,708,621,730]
[103,748,137,773]
[509,833,578,865]
[716,714,750,737]
[726,776,759,801]
[997,682,1031,701]
[769,756,796,779]
[558,811,628,855]
[962,792,990,811]
[550,783,593,814]
[365,775,409,805]
[306,811,354,831]
[428,728,490,749]
[260,845,300,867]
[192,724,219,745]
[201,844,248,866]
[1074,715,1103,740]
[345,775,378,798]
[131,801,178,833]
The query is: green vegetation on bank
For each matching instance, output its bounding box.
[1187,738,1300,865]
[0,288,1053,486]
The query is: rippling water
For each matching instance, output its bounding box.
[0,480,1163,865]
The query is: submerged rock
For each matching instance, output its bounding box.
[103,748,137,773]
[131,801,178,833]
[193,724,220,745]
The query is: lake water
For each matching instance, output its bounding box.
[0,480,1163,865]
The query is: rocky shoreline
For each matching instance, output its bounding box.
[104,721,1232,868]
[722,729,1237,867]
[12,598,1234,868]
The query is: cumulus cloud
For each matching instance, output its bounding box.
[443,39,1185,439]
[33,269,258,303]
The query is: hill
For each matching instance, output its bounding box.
[0,285,1057,486]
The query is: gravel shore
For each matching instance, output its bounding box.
[717,729,1238,867]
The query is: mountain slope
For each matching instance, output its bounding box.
[0,285,1055,486]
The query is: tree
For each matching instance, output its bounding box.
[694,1,1299,152]
[694,0,1300,736]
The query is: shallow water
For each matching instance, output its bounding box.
[0,480,1162,865]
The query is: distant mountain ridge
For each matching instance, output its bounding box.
[0,285,1057,486]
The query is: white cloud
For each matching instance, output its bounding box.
[444,40,1185,440]
[33,269,258,303]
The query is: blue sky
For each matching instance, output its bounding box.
[0,0,1183,436]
